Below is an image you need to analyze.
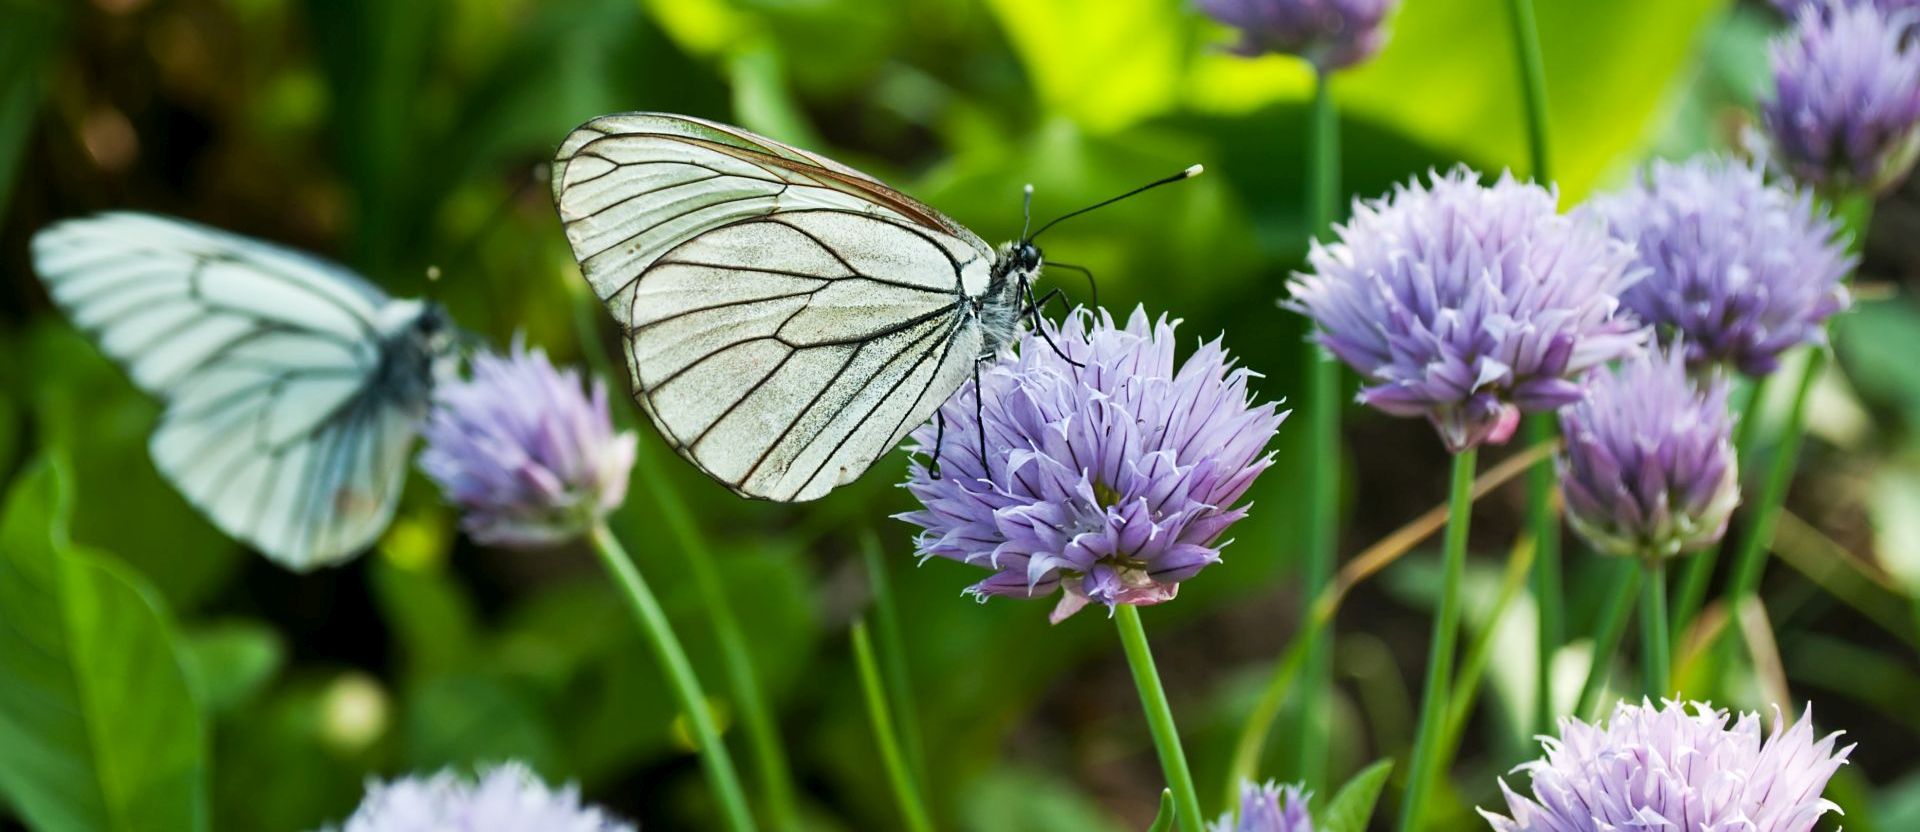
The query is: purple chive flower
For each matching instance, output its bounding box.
[420,341,637,547]
[1481,700,1852,832]
[1558,345,1741,560]
[1584,155,1853,377]
[1770,0,1920,25]
[1197,0,1400,70]
[1213,780,1314,832]
[331,763,633,832]
[1760,0,1920,195]
[1287,167,1648,453]
[898,307,1284,623]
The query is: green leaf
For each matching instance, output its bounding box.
[24,324,242,609]
[179,621,287,716]
[988,0,1725,199]
[1315,760,1394,832]
[1145,789,1176,832]
[0,459,209,832]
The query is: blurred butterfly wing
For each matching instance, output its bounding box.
[553,113,996,501]
[31,212,425,569]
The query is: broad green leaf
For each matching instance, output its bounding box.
[1315,760,1393,832]
[180,621,287,716]
[0,459,209,832]
[990,0,1726,199]
[982,0,1189,132]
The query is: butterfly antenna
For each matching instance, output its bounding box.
[1020,183,1035,240]
[1026,164,1203,242]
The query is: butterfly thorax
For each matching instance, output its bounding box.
[980,241,1041,356]
[373,301,454,415]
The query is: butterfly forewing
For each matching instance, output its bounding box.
[31,213,431,569]
[553,112,996,501]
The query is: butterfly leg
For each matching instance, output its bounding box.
[1025,283,1086,368]
[929,411,947,480]
[973,360,990,473]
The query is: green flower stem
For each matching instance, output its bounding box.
[1438,531,1536,770]
[860,531,929,795]
[1296,63,1343,790]
[636,446,799,830]
[1397,448,1478,832]
[1671,377,1764,643]
[851,620,934,832]
[1504,0,1553,182]
[1573,559,1641,719]
[1722,348,1824,604]
[1525,415,1562,734]
[1640,558,1670,699]
[589,523,757,832]
[1502,0,1559,738]
[1115,604,1205,832]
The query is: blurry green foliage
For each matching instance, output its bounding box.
[8,0,1909,828]
[0,459,208,832]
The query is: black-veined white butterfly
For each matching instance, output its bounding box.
[550,112,1197,501]
[31,213,455,570]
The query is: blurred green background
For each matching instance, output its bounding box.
[3,0,1920,829]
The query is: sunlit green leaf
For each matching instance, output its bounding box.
[0,459,209,832]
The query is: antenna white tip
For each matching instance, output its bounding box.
[1183,164,1205,178]
[1024,183,1035,194]
[426,265,443,282]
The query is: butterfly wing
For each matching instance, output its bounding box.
[31,212,430,569]
[553,113,999,501]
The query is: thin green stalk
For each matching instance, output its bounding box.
[1438,534,1536,771]
[1574,560,1641,719]
[1671,377,1764,640]
[589,524,757,832]
[1397,448,1478,832]
[1503,0,1559,738]
[1525,416,1562,734]
[852,620,934,832]
[636,446,798,830]
[1504,0,1553,182]
[1640,558,1670,699]
[860,531,929,796]
[1115,605,1205,832]
[1723,349,1824,602]
[1296,63,1343,790]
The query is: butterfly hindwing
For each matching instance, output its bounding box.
[553,113,997,501]
[31,213,431,569]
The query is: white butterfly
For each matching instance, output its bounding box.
[31,213,454,570]
[551,112,1197,501]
